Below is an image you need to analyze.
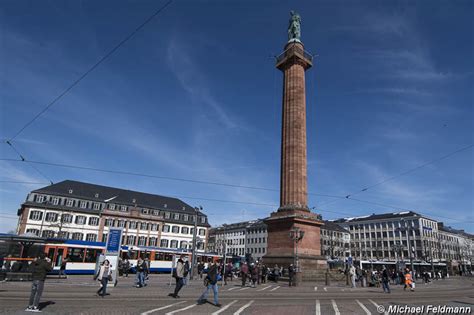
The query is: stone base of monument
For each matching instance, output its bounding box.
[263,209,330,282]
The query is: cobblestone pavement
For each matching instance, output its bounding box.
[0,275,473,314]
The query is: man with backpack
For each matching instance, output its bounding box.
[197,260,221,307]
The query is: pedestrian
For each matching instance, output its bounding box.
[197,260,221,307]
[224,262,233,285]
[250,263,258,288]
[183,258,190,285]
[349,265,356,288]
[381,268,391,293]
[288,264,295,287]
[25,253,52,312]
[144,257,150,281]
[273,264,280,283]
[240,262,248,287]
[261,264,267,284]
[94,259,112,298]
[257,262,262,285]
[198,262,204,279]
[59,256,68,279]
[404,268,414,292]
[168,255,185,298]
[136,257,148,288]
[123,258,130,278]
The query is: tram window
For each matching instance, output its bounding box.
[85,248,102,263]
[128,250,138,260]
[140,251,151,259]
[67,248,85,262]
[154,252,173,261]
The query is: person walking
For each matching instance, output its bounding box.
[168,255,185,298]
[224,262,233,285]
[381,268,391,293]
[25,253,52,312]
[250,263,258,288]
[240,262,248,287]
[136,257,148,288]
[94,260,112,298]
[59,256,68,279]
[288,264,295,287]
[274,264,280,283]
[123,258,130,278]
[197,261,221,307]
[261,264,267,284]
[183,258,190,285]
[404,268,415,292]
[349,265,356,288]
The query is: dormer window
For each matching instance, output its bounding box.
[132,198,136,203]
[36,195,45,203]
[174,213,180,220]
[95,193,99,198]
[68,189,73,194]
[182,206,185,211]
[164,204,167,208]
[79,201,87,209]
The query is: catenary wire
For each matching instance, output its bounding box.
[7,0,174,141]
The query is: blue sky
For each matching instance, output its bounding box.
[1,0,473,233]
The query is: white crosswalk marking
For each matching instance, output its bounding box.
[369,299,388,315]
[270,286,281,291]
[331,299,340,315]
[315,300,321,315]
[314,286,318,291]
[257,285,272,291]
[234,300,254,315]
[228,287,239,291]
[140,301,187,315]
[238,287,250,291]
[165,303,197,315]
[356,300,372,315]
[212,300,238,315]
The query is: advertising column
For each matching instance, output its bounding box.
[105,228,123,287]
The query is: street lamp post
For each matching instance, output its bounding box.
[289,227,305,285]
[399,219,414,278]
[190,206,202,281]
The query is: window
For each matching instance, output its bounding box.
[52,197,60,205]
[29,210,43,221]
[183,214,189,221]
[67,247,85,262]
[180,241,188,249]
[154,252,173,261]
[57,231,69,239]
[66,199,74,207]
[86,234,97,242]
[160,239,169,247]
[170,240,179,248]
[128,221,137,229]
[174,213,180,220]
[75,216,86,225]
[45,212,58,222]
[138,236,146,246]
[71,232,84,240]
[127,235,136,245]
[140,222,148,230]
[141,208,149,215]
[62,214,73,223]
[109,204,116,210]
[85,248,102,263]
[117,220,126,228]
[93,203,101,210]
[149,237,157,247]
[36,195,45,203]
[88,217,99,226]
[153,210,159,216]
[199,228,206,236]
[164,212,170,219]
[102,233,108,242]
[172,226,179,233]
[105,218,115,227]
[26,229,39,236]
[80,201,87,209]
[162,225,170,233]
[200,216,206,223]
[181,227,189,234]
[120,205,127,212]
[151,224,158,231]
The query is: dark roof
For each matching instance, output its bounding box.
[333,211,423,223]
[322,221,349,233]
[438,223,474,238]
[32,180,204,216]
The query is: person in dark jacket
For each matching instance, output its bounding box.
[288,264,295,287]
[240,262,249,287]
[197,261,221,307]
[26,253,52,312]
[135,257,148,288]
[382,268,391,293]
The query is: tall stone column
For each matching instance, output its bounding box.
[278,41,311,211]
[263,13,326,282]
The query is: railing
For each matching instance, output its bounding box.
[275,44,313,64]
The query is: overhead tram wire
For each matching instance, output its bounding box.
[7,0,174,142]
[0,157,343,199]
[4,141,53,185]
[318,143,474,208]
